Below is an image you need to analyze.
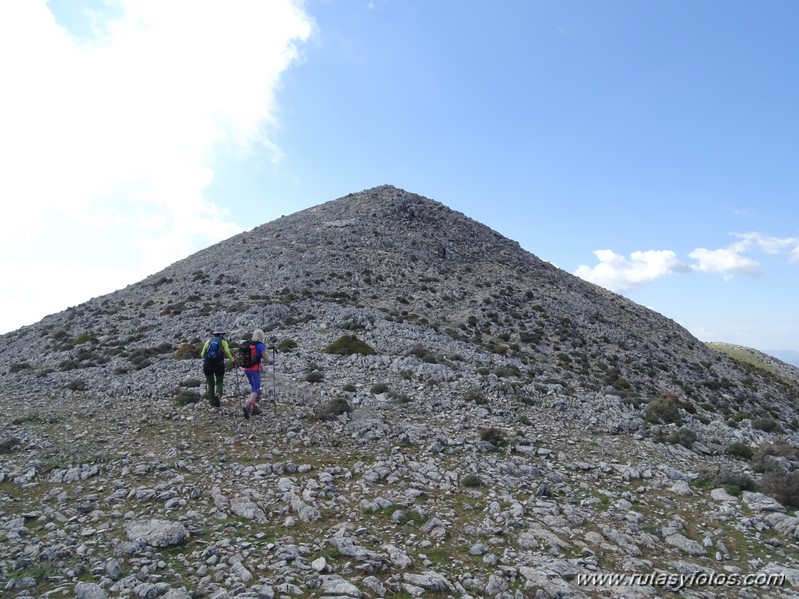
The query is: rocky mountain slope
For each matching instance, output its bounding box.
[2,185,799,598]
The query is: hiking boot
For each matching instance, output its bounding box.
[212,395,221,407]
[242,405,250,420]
[251,405,262,416]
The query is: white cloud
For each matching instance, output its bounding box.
[0,0,313,333]
[688,247,760,278]
[574,249,688,293]
[687,232,799,277]
[576,230,799,295]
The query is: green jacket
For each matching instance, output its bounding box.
[200,337,235,361]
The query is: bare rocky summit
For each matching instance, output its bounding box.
[2,185,799,598]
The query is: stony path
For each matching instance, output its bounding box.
[3,384,799,599]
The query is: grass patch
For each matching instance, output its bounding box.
[706,342,783,377]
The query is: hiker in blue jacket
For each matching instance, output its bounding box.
[200,327,235,407]
[242,328,275,419]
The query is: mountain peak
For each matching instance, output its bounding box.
[3,186,799,597]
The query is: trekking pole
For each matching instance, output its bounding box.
[234,363,241,397]
[271,347,279,413]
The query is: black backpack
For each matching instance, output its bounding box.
[238,341,259,368]
[204,337,224,364]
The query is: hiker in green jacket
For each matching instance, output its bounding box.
[200,327,235,407]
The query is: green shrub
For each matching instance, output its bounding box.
[325,335,375,356]
[0,436,21,454]
[494,366,520,378]
[761,471,799,508]
[278,338,298,352]
[668,427,697,449]
[370,383,390,395]
[644,394,682,425]
[461,474,484,488]
[173,389,201,405]
[66,379,86,391]
[751,443,799,472]
[480,427,507,447]
[9,362,32,374]
[388,390,412,404]
[305,371,324,383]
[464,388,488,405]
[753,417,781,433]
[719,472,757,496]
[409,344,438,363]
[314,397,352,421]
[614,378,631,390]
[175,342,201,360]
[342,383,357,393]
[52,328,70,341]
[726,442,754,460]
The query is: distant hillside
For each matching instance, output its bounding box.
[765,349,799,368]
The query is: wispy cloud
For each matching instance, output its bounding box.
[575,232,798,293]
[733,232,799,263]
[0,1,313,333]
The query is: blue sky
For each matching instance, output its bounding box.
[1,1,797,353]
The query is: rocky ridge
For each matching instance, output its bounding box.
[2,185,799,598]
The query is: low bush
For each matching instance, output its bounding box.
[305,371,324,383]
[644,394,682,425]
[409,344,438,363]
[494,366,520,378]
[175,343,201,360]
[668,427,698,449]
[726,442,754,460]
[325,335,375,356]
[718,472,758,496]
[388,390,412,404]
[480,427,507,447]
[461,474,484,488]
[751,443,799,472]
[464,388,487,405]
[9,362,32,374]
[752,417,781,433]
[314,397,352,421]
[66,379,87,391]
[0,436,21,454]
[173,389,201,406]
[278,338,298,352]
[761,471,799,508]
